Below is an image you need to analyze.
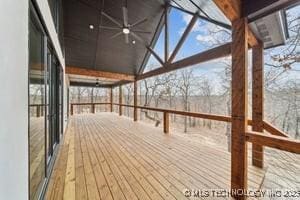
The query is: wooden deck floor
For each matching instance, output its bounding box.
[45,113,266,200]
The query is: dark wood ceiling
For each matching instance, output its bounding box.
[63,0,165,76]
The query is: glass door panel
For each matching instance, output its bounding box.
[29,15,46,200]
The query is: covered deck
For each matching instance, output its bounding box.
[46,113,266,200]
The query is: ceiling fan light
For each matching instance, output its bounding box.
[123,28,130,34]
[89,24,94,30]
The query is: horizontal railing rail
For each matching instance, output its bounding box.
[246,131,300,154]
[70,102,110,115]
[70,102,300,158]
[70,102,292,138]
[113,103,232,122]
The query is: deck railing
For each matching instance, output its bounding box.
[70,101,300,186]
[70,102,292,138]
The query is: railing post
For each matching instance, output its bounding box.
[134,81,138,121]
[252,41,264,168]
[110,87,113,112]
[231,17,249,199]
[71,104,73,116]
[92,104,95,114]
[119,85,122,116]
[36,105,41,118]
[163,112,169,134]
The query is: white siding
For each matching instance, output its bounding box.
[0,0,29,199]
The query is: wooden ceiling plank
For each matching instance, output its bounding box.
[66,66,135,81]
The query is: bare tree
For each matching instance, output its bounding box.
[176,68,198,133]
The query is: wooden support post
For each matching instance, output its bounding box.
[110,87,113,112]
[252,42,264,168]
[92,104,95,114]
[231,18,249,200]
[71,104,74,116]
[163,112,169,134]
[119,86,122,116]
[37,105,41,117]
[134,81,138,121]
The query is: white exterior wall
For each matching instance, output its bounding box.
[0,1,67,199]
[0,0,29,199]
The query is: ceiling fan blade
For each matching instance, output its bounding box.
[110,32,123,39]
[99,26,121,31]
[124,34,129,44]
[130,18,147,28]
[132,30,152,34]
[122,6,129,26]
[101,11,122,28]
[130,32,146,45]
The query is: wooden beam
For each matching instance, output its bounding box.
[138,43,231,80]
[119,86,122,116]
[147,46,164,66]
[71,104,74,116]
[168,13,198,63]
[163,112,169,134]
[263,121,289,137]
[133,81,138,121]
[246,131,300,154]
[231,17,249,200]
[213,0,259,47]
[110,87,113,112]
[252,42,264,168]
[66,66,135,81]
[164,5,170,62]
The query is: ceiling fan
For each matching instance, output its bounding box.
[100,0,151,44]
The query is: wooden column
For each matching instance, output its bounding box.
[163,112,169,134]
[71,104,74,116]
[119,86,122,116]
[91,104,95,114]
[133,81,138,121]
[110,87,113,112]
[231,18,249,200]
[37,105,41,117]
[252,42,264,168]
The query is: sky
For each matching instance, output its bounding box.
[143,5,300,93]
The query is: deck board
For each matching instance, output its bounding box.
[46,113,267,200]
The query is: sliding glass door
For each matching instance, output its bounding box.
[46,47,62,166]
[29,10,46,200]
[29,4,64,199]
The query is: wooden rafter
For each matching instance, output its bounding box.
[146,46,164,65]
[137,43,231,80]
[164,5,170,62]
[213,0,259,47]
[66,66,134,81]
